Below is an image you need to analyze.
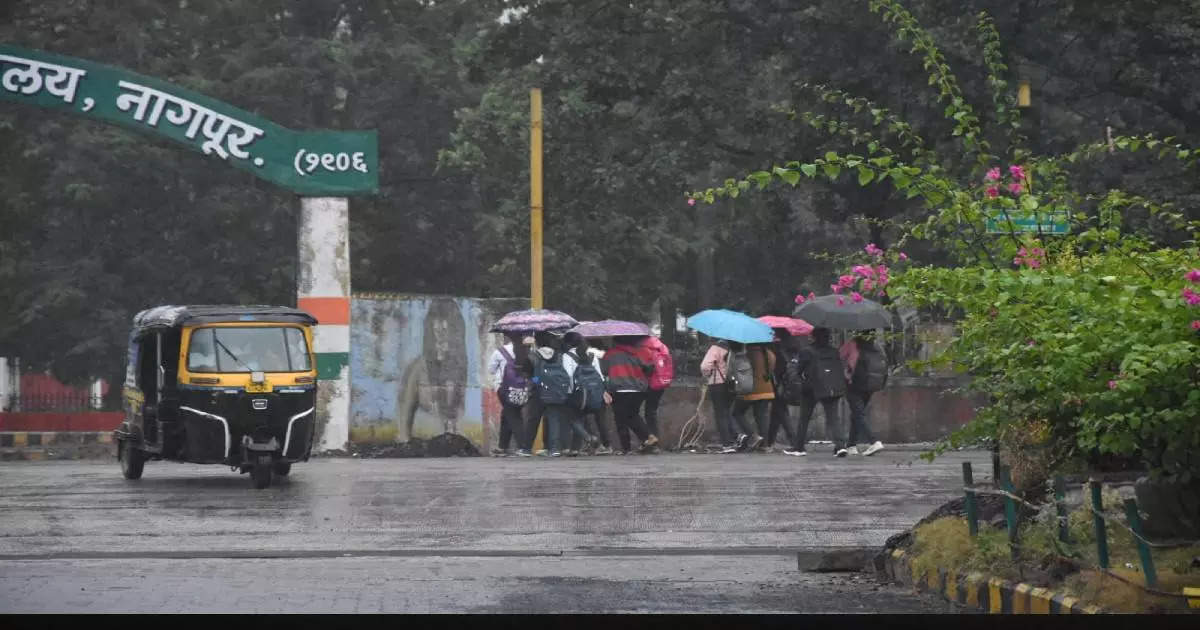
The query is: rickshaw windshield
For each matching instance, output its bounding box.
[187,327,311,373]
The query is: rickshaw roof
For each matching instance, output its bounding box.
[131,305,318,336]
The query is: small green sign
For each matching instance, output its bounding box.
[986,211,1069,235]
[0,45,378,196]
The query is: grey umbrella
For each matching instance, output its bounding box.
[792,294,893,330]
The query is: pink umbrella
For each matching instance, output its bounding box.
[757,316,814,337]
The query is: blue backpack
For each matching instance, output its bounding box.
[568,351,606,411]
[533,350,573,405]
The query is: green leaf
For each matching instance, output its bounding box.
[1021,195,1039,211]
[823,163,842,180]
[780,170,801,187]
[800,163,817,178]
[858,167,875,186]
[824,151,839,162]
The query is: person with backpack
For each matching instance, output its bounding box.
[561,332,604,456]
[639,335,674,452]
[528,331,576,457]
[579,338,614,455]
[783,327,850,457]
[729,342,774,452]
[487,332,532,457]
[841,329,887,456]
[765,330,800,452]
[600,335,660,453]
[699,339,737,453]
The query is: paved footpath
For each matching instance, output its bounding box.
[0,449,987,613]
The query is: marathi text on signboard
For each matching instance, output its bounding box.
[0,45,378,196]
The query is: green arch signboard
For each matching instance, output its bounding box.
[0,44,378,195]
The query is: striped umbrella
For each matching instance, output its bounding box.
[489,308,578,333]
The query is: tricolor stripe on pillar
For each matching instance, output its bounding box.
[297,297,350,379]
[298,197,351,452]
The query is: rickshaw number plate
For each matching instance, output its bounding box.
[245,382,270,393]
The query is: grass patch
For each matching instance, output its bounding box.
[907,496,1200,613]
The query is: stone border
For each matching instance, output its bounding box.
[0,431,115,461]
[883,548,1105,614]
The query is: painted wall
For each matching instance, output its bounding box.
[349,294,529,448]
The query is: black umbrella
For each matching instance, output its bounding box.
[792,294,892,330]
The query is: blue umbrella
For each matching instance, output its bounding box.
[686,309,775,343]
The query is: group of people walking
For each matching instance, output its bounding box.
[701,326,888,457]
[487,330,672,457]
[486,324,889,458]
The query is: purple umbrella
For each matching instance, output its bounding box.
[489,308,578,333]
[568,319,652,338]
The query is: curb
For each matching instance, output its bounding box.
[884,548,1104,614]
[0,431,116,461]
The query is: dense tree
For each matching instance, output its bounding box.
[1,0,1197,388]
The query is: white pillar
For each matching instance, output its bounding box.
[90,379,104,410]
[0,357,9,411]
[298,197,351,452]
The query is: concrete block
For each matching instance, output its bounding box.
[796,547,873,572]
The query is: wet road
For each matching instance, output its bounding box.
[0,450,986,613]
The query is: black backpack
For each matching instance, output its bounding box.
[533,350,573,405]
[727,350,755,396]
[806,345,847,400]
[851,345,889,393]
[782,354,808,404]
[568,351,606,411]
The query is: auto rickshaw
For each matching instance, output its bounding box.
[114,305,320,488]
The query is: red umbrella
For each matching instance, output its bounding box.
[757,316,814,337]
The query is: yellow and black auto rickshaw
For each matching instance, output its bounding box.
[114,305,319,488]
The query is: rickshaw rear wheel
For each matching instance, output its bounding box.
[272,462,291,476]
[119,440,144,480]
[251,455,272,489]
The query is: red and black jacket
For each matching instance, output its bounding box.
[600,344,654,393]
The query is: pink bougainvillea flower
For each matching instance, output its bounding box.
[1009,165,1025,180]
[1108,380,1118,390]
[1183,287,1200,306]
[852,264,875,278]
[1017,247,1027,257]
[808,292,816,301]
[1187,269,1200,283]
[986,186,999,198]
[1191,320,1200,331]
[1008,182,1023,195]
[1013,257,1023,266]
[877,264,888,276]
[1028,259,1042,269]
[851,292,864,303]
[862,279,875,292]
[898,252,908,261]
[831,284,842,294]
[1026,339,1036,347]
[1030,247,1044,257]
[794,294,806,305]
[836,296,846,306]
[687,198,696,206]
[985,167,1001,181]
[838,274,856,288]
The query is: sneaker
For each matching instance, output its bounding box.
[516,449,532,457]
[835,448,849,458]
[746,435,765,452]
[638,435,659,453]
[594,445,612,456]
[735,434,749,450]
[550,450,562,458]
[535,449,549,457]
[783,449,807,457]
[720,445,738,454]
[846,446,860,456]
[490,448,507,457]
[862,441,885,456]
[565,450,579,457]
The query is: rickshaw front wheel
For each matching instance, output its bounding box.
[119,440,144,480]
[251,455,272,489]
[273,462,291,476]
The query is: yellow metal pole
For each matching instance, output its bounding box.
[530,88,544,309]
